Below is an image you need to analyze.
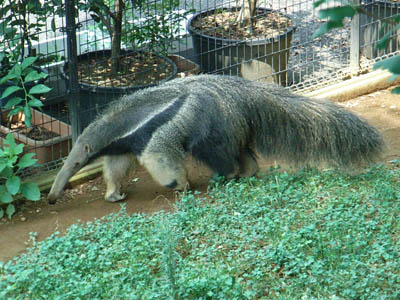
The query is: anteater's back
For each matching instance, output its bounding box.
[101,75,384,169]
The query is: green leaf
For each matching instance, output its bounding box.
[21,57,38,71]
[10,64,22,77]
[7,106,24,118]
[27,98,44,108]
[313,20,344,38]
[4,156,18,168]
[6,176,21,195]
[20,182,41,201]
[0,161,7,173]
[0,20,9,34]
[0,208,3,219]
[392,86,400,94]
[14,143,24,155]
[373,55,400,74]
[377,23,400,50]
[4,27,18,40]
[0,73,18,85]
[28,84,52,95]
[3,96,23,109]
[25,70,48,83]
[24,106,32,128]
[1,166,13,178]
[0,186,13,204]
[3,136,22,158]
[17,153,37,169]
[6,203,15,219]
[1,86,22,100]
[4,133,16,148]
[313,0,327,8]
[389,74,399,83]
[318,6,356,21]
[22,67,34,77]
[51,18,56,32]
[376,31,392,50]
[10,19,25,27]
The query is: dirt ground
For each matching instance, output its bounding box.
[1,86,400,262]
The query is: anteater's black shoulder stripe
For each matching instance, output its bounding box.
[128,94,186,154]
[96,94,187,157]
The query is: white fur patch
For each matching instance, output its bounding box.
[118,99,180,140]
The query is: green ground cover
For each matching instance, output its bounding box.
[1,164,399,299]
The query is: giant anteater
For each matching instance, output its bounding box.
[48,75,384,203]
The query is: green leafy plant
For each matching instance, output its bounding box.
[0,56,51,128]
[0,0,58,76]
[0,133,40,219]
[121,0,189,55]
[1,166,399,298]
[66,0,187,76]
[313,0,400,93]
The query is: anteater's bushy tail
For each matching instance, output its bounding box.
[248,83,384,167]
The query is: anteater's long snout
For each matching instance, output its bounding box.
[47,165,76,204]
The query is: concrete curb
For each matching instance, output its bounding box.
[304,69,399,102]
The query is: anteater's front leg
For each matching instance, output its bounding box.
[103,154,135,202]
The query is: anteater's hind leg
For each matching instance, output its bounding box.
[238,149,259,177]
[139,152,188,191]
[104,154,135,202]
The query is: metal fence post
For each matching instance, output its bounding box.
[350,0,361,73]
[65,0,81,143]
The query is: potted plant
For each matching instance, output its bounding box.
[0,0,56,104]
[57,0,196,128]
[120,1,199,77]
[187,1,296,85]
[0,57,72,164]
[0,0,52,71]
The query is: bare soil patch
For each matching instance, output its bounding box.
[1,114,60,141]
[77,52,175,88]
[24,126,60,140]
[1,86,400,262]
[192,9,293,40]
[338,86,400,162]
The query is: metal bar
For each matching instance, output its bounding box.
[65,0,81,142]
[350,0,361,73]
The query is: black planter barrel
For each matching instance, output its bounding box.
[62,49,177,129]
[187,7,296,85]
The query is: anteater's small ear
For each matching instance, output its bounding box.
[84,144,91,153]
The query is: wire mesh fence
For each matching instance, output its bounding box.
[0,0,399,176]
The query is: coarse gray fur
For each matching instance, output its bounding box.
[47,75,384,203]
